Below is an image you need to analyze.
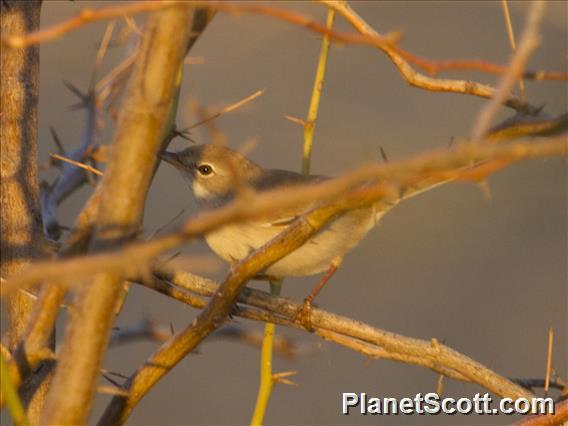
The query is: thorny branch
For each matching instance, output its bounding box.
[1,1,565,424]
[471,1,545,141]
[6,134,561,423]
[0,1,50,422]
[39,20,141,241]
[141,269,532,391]
[2,1,566,113]
[40,84,102,240]
[38,8,206,425]
[109,319,299,359]
[3,136,567,297]
[320,0,538,113]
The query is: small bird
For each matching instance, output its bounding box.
[160,144,401,318]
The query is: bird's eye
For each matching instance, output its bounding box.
[197,164,213,176]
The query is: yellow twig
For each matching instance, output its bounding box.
[251,280,282,426]
[0,351,29,426]
[544,326,553,395]
[252,10,335,423]
[302,8,335,175]
[253,10,334,422]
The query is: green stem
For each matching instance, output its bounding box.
[250,279,282,426]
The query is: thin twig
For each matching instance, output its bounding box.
[4,136,567,296]
[251,280,282,426]
[97,386,129,397]
[109,319,171,346]
[544,326,553,395]
[4,1,565,82]
[184,89,265,131]
[41,75,103,240]
[302,8,335,175]
[501,0,526,97]
[92,21,115,87]
[395,51,567,81]
[284,115,307,127]
[320,0,536,112]
[49,153,103,176]
[4,1,564,112]
[514,378,566,393]
[471,1,545,141]
[147,209,186,239]
[96,44,139,105]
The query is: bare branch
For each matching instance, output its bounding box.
[0,2,49,422]
[153,269,533,394]
[49,153,103,177]
[320,0,539,112]
[40,83,102,240]
[514,399,568,426]
[471,1,546,141]
[93,131,568,423]
[99,261,536,424]
[501,0,526,97]
[39,8,206,425]
[4,1,564,109]
[4,136,567,297]
[184,89,265,131]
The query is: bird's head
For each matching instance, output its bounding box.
[160,144,262,200]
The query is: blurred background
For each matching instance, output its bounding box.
[2,1,566,424]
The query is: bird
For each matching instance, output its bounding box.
[159,144,409,323]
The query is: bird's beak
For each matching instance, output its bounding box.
[159,151,182,168]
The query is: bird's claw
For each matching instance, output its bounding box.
[295,299,315,331]
[228,303,242,319]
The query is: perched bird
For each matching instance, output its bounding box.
[161,144,389,266]
[160,144,415,319]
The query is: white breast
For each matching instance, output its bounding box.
[204,205,385,278]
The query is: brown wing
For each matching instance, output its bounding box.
[251,169,328,226]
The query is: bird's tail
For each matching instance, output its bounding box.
[372,112,568,221]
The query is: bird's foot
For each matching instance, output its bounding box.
[228,302,242,319]
[295,299,315,331]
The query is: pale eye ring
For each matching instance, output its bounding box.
[197,164,213,176]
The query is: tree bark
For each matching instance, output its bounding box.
[1,1,49,423]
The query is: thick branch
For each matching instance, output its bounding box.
[514,399,568,426]
[39,8,198,425]
[0,1,51,423]
[148,269,531,397]
[0,0,43,353]
[99,186,396,425]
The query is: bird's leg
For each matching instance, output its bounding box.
[253,273,279,282]
[296,256,343,330]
